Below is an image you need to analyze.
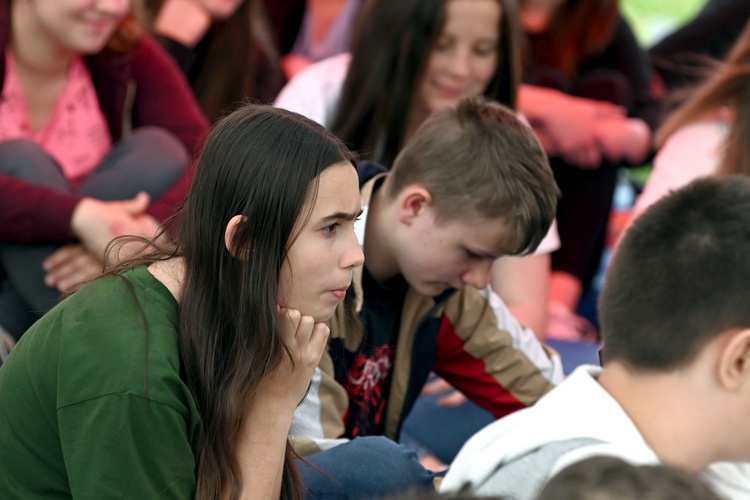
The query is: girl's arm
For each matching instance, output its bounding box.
[0,174,80,243]
[233,308,330,498]
[519,84,626,168]
[491,253,550,339]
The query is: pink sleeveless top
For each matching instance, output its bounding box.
[0,49,112,187]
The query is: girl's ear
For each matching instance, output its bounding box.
[224,214,247,258]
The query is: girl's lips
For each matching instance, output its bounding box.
[331,289,347,300]
[433,83,465,99]
[83,17,115,33]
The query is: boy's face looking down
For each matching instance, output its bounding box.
[391,185,513,296]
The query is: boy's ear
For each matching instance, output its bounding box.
[717,328,750,391]
[224,214,248,258]
[397,186,433,225]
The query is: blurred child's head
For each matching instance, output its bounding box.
[537,456,721,500]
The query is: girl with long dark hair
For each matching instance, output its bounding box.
[0,104,364,499]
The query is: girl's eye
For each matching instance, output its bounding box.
[434,37,453,51]
[323,223,339,234]
[474,45,497,57]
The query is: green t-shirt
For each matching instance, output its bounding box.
[0,266,202,499]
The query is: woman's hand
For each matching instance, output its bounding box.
[520,85,626,168]
[259,308,330,408]
[71,193,162,261]
[595,116,652,165]
[233,309,328,500]
[43,244,103,292]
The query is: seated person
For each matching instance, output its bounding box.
[633,18,750,221]
[0,104,361,498]
[294,96,563,499]
[442,176,750,499]
[0,0,209,340]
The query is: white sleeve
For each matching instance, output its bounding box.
[289,367,350,454]
[533,219,560,255]
[481,287,564,385]
[701,462,750,499]
[274,53,351,128]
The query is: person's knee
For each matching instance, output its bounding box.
[0,139,55,178]
[299,437,434,499]
[351,436,428,477]
[129,127,189,166]
[102,127,189,196]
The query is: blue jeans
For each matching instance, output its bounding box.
[400,394,494,464]
[298,436,435,499]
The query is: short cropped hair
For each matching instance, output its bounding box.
[599,176,750,370]
[537,456,721,500]
[387,96,559,255]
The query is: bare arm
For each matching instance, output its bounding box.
[490,253,551,339]
[232,309,330,499]
[519,84,626,168]
[594,116,652,165]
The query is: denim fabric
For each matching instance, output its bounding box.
[298,436,435,499]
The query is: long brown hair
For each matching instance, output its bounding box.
[145,0,283,121]
[105,1,146,53]
[524,0,619,80]
[655,20,750,177]
[332,0,522,167]
[107,105,355,499]
[179,106,354,499]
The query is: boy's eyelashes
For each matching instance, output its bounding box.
[463,247,505,261]
[464,248,482,260]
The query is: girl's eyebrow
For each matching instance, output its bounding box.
[319,207,364,223]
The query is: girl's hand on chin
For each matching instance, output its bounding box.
[260,307,330,408]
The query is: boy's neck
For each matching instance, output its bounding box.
[362,181,401,283]
[597,362,729,472]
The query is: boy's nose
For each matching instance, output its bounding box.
[462,261,492,289]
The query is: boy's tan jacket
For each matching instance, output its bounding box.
[291,175,563,456]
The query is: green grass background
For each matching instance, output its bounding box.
[621,0,710,47]
[617,0,712,186]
